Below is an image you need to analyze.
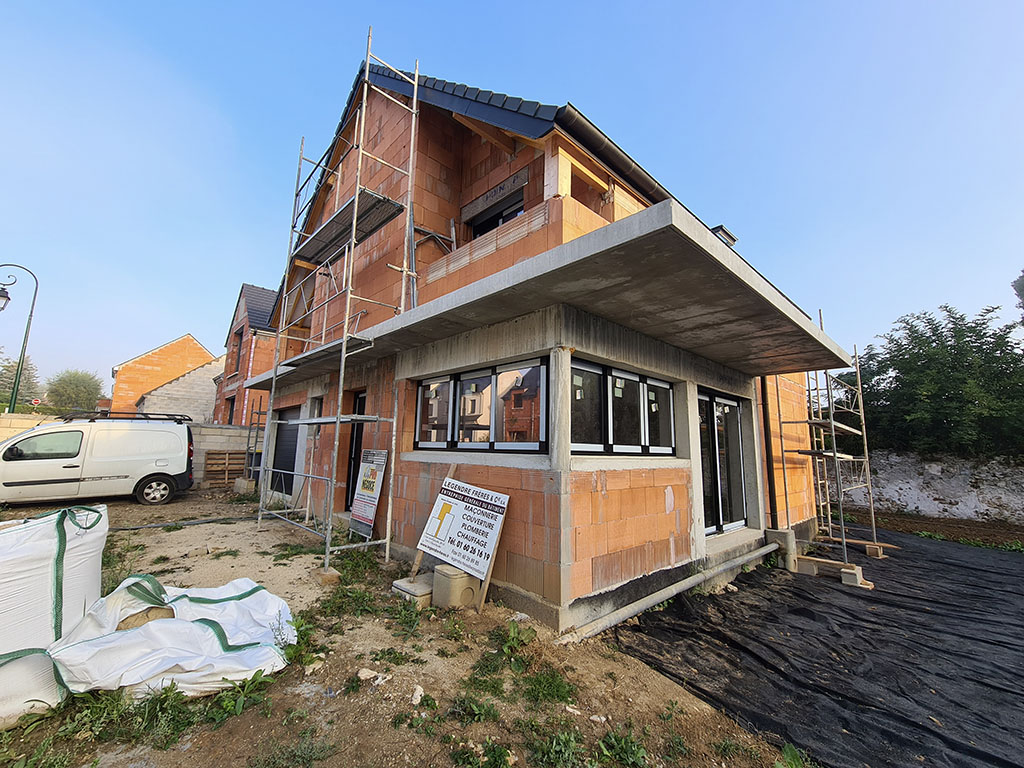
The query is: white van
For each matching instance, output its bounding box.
[0,414,194,506]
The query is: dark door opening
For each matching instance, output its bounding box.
[699,393,747,534]
[345,392,367,510]
[272,406,301,495]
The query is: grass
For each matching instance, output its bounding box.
[712,737,760,760]
[451,738,514,768]
[914,530,1024,552]
[775,743,819,768]
[662,733,688,761]
[230,491,261,505]
[151,554,171,565]
[520,665,576,705]
[206,670,273,725]
[595,727,648,766]
[248,730,335,768]
[523,725,589,767]
[271,542,322,561]
[161,523,184,532]
[100,536,143,595]
[212,548,240,559]
[449,695,500,724]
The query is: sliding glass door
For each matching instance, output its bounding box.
[699,393,747,534]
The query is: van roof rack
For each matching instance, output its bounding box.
[60,411,193,423]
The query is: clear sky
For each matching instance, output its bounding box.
[2,1,1022,391]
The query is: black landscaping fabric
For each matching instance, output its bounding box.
[614,528,1024,768]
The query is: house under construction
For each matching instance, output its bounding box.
[247,35,863,631]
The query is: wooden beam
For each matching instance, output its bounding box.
[292,258,319,272]
[452,112,517,156]
[559,148,609,192]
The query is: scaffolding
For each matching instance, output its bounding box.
[256,29,419,570]
[244,402,266,481]
[775,340,877,565]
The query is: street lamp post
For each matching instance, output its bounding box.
[0,264,40,413]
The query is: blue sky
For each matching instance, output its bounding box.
[2,1,1022,391]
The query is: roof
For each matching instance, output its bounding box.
[241,284,277,330]
[225,283,278,346]
[248,200,850,391]
[332,63,673,207]
[111,333,214,378]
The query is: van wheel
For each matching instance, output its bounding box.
[136,475,174,505]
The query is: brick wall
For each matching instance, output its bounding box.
[190,423,252,488]
[757,374,817,527]
[112,335,214,413]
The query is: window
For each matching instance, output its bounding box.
[570,360,675,454]
[233,328,244,373]
[414,359,546,452]
[310,396,324,437]
[470,190,524,239]
[225,396,236,424]
[699,392,747,534]
[3,431,83,461]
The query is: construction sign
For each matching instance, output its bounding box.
[416,477,509,580]
[350,449,388,535]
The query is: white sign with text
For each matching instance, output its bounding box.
[416,477,509,580]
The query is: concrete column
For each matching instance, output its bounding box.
[548,345,572,472]
[741,381,766,531]
[682,381,706,561]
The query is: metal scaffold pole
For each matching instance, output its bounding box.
[256,28,420,571]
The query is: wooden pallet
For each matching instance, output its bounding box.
[204,450,247,488]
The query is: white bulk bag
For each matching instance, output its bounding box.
[0,505,108,728]
[48,575,296,697]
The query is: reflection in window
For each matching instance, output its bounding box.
[496,364,542,444]
[647,381,674,453]
[414,360,547,452]
[3,431,83,461]
[571,365,603,449]
[699,393,747,534]
[417,380,451,445]
[609,373,641,451]
[458,373,492,445]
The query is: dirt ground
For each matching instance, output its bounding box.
[2,490,785,768]
[845,504,1024,547]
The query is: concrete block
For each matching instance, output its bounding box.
[432,564,480,609]
[313,567,341,587]
[392,574,434,609]
[233,477,256,494]
[796,558,819,576]
[865,544,885,559]
[764,528,798,572]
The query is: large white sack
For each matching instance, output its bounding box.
[49,575,297,698]
[0,505,107,729]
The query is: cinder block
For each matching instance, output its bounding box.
[392,574,433,609]
[432,564,480,609]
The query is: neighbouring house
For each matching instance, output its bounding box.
[136,355,225,423]
[110,334,215,414]
[247,62,842,631]
[212,284,277,426]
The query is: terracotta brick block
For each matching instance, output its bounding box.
[542,562,560,603]
[606,519,632,553]
[652,467,687,486]
[506,552,544,597]
[600,470,631,491]
[621,487,646,518]
[629,469,654,488]
[592,550,623,591]
[521,470,558,494]
[570,561,593,599]
[569,471,596,494]
[645,485,668,516]
[543,493,560,529]
[570,492,592,527]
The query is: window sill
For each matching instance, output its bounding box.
[570,455,690,471]
[704,526,762,559]
[401,450,552,470]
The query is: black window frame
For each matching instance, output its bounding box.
[570,359,676,455]
[469,189,525,240]
[413,357,549,454]
[698,388,748,535]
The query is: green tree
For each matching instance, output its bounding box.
[856,305,1024,457]
[1013,269,1024,324]
[0,355,43,403]
[45,369,105,412]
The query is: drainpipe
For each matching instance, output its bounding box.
[558,542,780,643]
[760,377,780,530]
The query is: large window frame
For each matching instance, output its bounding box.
[413,358,548,453]
[571,360,676,455]
[699,390,748,535]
